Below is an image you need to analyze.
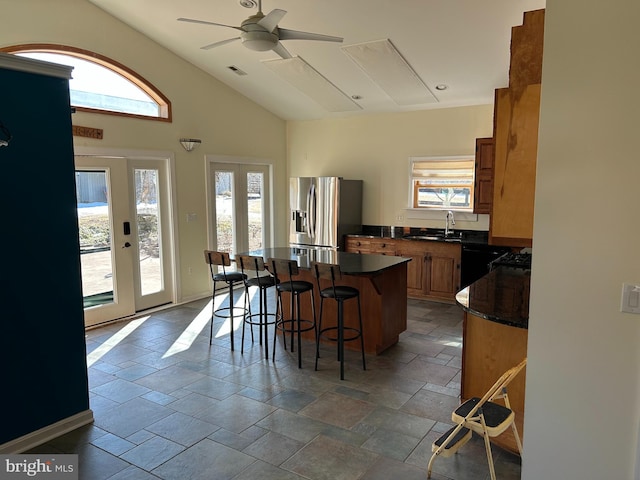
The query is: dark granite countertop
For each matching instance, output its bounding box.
[243,247,410,274]
[348,225,491,245]
[455,267,530,329]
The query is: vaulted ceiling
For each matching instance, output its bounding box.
[88,0,546,121]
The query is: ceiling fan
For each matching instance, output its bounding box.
[177,0,343,59]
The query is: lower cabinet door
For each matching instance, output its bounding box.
[426,253,460,300]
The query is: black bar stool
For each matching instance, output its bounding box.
[311,261,366,380]
[204,250,248,351]
[236,254,279,360]
[268,258,317,368]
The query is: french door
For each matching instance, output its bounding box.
[208,160,272,260]
[75,156,174,326]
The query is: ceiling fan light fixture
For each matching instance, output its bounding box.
[241,31,278,51]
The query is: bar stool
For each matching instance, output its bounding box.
[236,255,279,360]
[311,261,366,380]
[204,250,248,351]
[268,258,317,368]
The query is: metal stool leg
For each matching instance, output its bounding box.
[296,293,303,369]
[228,282,235,351]
[261,285,269,360]
[241,284,254,355]
[273,292,284,361]
[209,280,218,345]
[357,296,366,371]
[338,299,345,380]
[315,297,324,371]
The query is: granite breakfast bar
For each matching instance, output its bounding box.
[245,247,411,355]
[456,266,531,454]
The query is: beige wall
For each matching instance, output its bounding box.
[287,105,493,231]
[3,0,287,302]
[523,1,640,478]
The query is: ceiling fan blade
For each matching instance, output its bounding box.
[177,17,243,32]
[272,42,293,59]
[278,28,343,43]
[258,9,287,32]
[201,37,241,50]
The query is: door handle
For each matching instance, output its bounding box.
[123,242,132,248]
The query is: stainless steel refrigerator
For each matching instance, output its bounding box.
[289,177,363,250]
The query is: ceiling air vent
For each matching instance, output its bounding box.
[227,65,247,76]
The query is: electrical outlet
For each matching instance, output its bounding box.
[396,215,404,221]
[188,267,193,275]
[620,283,640,314]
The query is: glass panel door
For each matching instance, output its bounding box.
[76,157,135,326]
[247,171,265,252]
[214,170,236,256]
[131,159,173,311]
[76,156,174,326]
[135,168,161,296]
[210,162,271,258]
[77,170,115,308]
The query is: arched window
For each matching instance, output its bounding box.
[1,44,171,121]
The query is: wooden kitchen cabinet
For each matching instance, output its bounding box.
[345,236,461,303]
[424,242,462,301]
[488,9,544,248]
[394,241,427,296]
[370,238,397,255]
[344,237,396,255]
[462,311,527,454]
[396,240,461,302]
[489,84,540,247]
[344,237,371,254]
[473,137,494,215]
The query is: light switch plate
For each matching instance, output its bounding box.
[620,283,640,314]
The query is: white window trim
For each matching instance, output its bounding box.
[408,155,476,214]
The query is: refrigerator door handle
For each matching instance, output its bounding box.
[308,183,316,239]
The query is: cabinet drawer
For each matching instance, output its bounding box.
[345,237,372,254]
[370,239,397,255]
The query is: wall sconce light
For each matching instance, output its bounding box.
[179,138,201,152]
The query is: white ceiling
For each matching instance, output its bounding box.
[88,0,546,121]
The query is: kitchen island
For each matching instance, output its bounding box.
[245,247,410,355]
[456,266,530,454]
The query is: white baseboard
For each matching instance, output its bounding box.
[0,409,94,453]
[179,292,211,304]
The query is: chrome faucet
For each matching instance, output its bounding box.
[445,210,456,236]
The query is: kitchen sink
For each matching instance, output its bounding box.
[403,233,462,242]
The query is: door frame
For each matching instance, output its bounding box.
[205,155,275,253]
[75,146,179,314]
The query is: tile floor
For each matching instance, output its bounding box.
[28,290,522,480]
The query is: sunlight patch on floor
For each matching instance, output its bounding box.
[86,315,150,367]
[161,289,256,358]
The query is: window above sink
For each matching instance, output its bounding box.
[409,156,475,212]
